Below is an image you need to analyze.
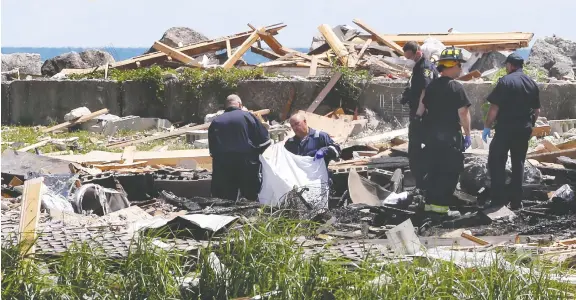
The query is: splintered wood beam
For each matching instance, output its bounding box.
[306,72,342,112]
[112,23,286,70]
[226,39,232,58]
[309,56,318,77]
[353,19,404,55]
[152,41,203,67]
[354,38,372,68]
[258,32,286,55]
[42,108,109,133]
[318,24,349,65]
[222,28,263,69]
[18,177,44,256]
[247,23,256,30]
[285,48,331,66]
[250,46,281,60]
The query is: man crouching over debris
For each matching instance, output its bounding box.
[285,113,341,165]
[208,94,272,201]
[421,47,472,207]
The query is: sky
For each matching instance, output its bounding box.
[2,0,576,48]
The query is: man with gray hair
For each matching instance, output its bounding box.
[208,94,271,201]
[285,112,341,165]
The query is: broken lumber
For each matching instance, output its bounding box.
[297,110,354,144]
[309,56,318,77]
[353,38,372,68]
[226,39,232,58]
[111,23,286,70]
[258,31,286,55]
[152,41,202,67]
[352,19,404,55]
[318,24,350,65]
[18,139,52,152]
[250,46,281,60]
[222,28,263,69]
[532,125,551,137]
[542,140,560,152]
[58,149,211,167]
[457,70,481,81]
[461,232,490,246]
[42,108,109,133]
[306,72,342,113]
[527,148,576,163]
[18,177,44,255]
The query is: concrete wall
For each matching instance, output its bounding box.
[7,80,120,125]
[2,78,576,128]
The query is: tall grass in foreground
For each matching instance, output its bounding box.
[2,217,576,299]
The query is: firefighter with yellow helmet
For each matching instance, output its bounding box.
[421,46,472,206]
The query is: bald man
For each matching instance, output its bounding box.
[208,94,271,201]
[285,113,341,165]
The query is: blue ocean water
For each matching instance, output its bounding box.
[1,46,530,66]
[1,47,310,66]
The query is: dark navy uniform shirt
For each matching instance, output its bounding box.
[284,128,341,163]
[487,68,540,129]
[409,57,438,116]
[208,107,271,158]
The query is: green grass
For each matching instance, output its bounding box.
[1,126,198,154]
[2,217,575,299]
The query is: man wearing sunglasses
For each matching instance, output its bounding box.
[420,46,472,206]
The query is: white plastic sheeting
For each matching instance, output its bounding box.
[259,144,329,209]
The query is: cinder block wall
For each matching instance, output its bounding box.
[1,78,576,129]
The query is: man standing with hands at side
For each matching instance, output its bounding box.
[402,41,438,189]
[483,53,540,209]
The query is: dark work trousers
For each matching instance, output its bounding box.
[211,155,262,201]
[488,127,532,207]
[423,130,464,206]
[408,119,426,189]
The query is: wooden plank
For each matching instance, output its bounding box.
[41,108,109,133]
[354,38,372,68]
[456,70,482,81]
[352,19,404,55]
[8,176,24,187]
[121,146,136,164]
[532,125,551,137]
[18,139,51,152]
[461,232,490,246]
[18,177,44,256]
[92,161,148,171]
[527,148,576,163]
[226,39,232,58]
[357,32,533,44]
[297,110,354,144]
[557,139,576,150]
[317,24,349,65]
[257,60,296,67]
[222,29,262,69]
[542,140,560,152]
[306,72,342,113]
[111,24,286,70]
[250,46,281,60]
[247,23,256,31]
[309,56,318,77]
[258,32,286,55]
[58,149,213,170]
[152,41,202,67]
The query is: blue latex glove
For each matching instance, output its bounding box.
[482,128,491,143]
[463,135,472,150]
[314,149,326,161]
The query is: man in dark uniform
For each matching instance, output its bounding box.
[402,41,439,189]
[208,94,271,201]
[284,113,341,165]
[421,47,472,206]
[483,53,540,209]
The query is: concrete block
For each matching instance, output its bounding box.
[186,130,209,144]
[101,116,172,136]
[193,139,209,148]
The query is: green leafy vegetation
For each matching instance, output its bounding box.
[2,217,575,299]
[332,66,373,109]
[1,126,195,154]
[491,65,548,84]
